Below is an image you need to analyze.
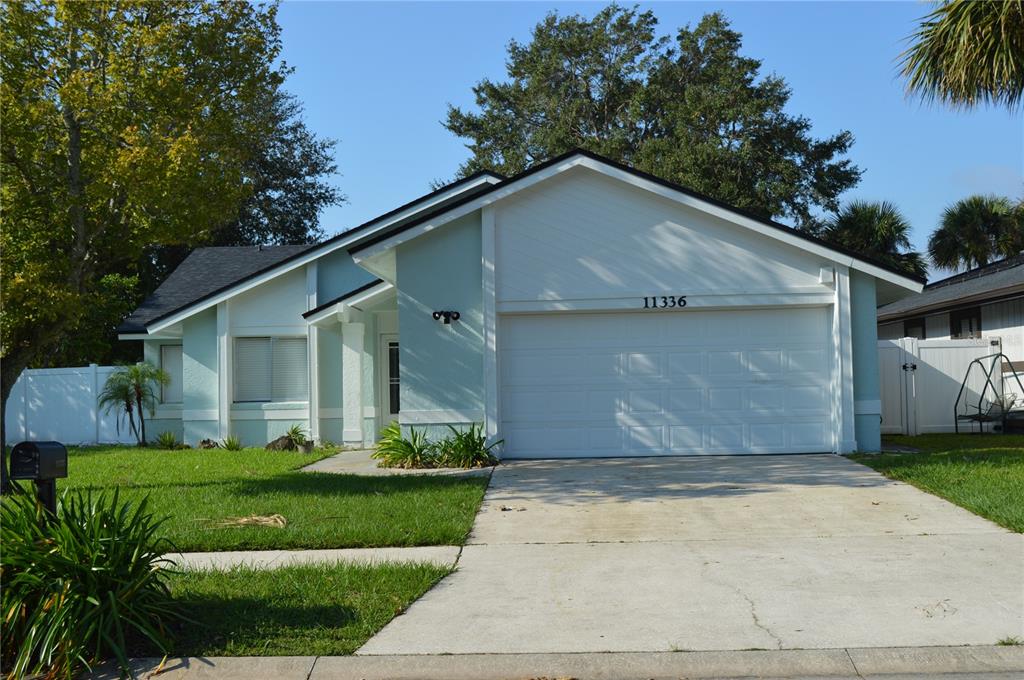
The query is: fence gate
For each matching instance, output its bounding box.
[878,337,1002,435]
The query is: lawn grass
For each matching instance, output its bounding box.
[851,434,1024,532]
[41,446,489,551]
[139,562,451,656]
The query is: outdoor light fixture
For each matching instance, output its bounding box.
[432,310,460,324]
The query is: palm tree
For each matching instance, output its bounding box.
[97,362,169,446]
[900,0,1024,110]
[928,195,1023,271]
[821,201,927,278]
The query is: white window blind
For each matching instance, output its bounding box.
[234,336,308,403]
[160,345,183,404]
[272,337,308,401]
[234,337,272,402]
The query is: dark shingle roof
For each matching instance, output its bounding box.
[117,245,314,333]
[877,254,1024,322]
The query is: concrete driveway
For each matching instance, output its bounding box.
[359,455,1024,655]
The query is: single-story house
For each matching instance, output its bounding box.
[877,254,1023,355]
[119,149,923,457]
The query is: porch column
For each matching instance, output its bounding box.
[342,320,365,445]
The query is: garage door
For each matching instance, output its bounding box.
[499,307,833,457]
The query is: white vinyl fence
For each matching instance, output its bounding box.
[879,337,1005,435]
[4,365,137,446]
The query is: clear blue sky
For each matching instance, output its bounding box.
[277,1,1022,268]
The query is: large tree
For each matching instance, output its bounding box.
[928,195,1024,271]
[0,1,334,485]
[819,201,927,279]
[444,5,861,224]
[901,0,1024,110]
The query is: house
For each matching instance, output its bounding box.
[877,254,1024,354]
[118,149,923,456]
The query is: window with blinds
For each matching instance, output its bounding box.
[234,336,308,402]
[160,345,183,404]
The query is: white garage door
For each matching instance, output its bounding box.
[499,307,834,457]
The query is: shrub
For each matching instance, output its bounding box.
[372,421,436,468]
[434,423,501,468]
[154,430,180,449]
[1,487,183,679]
[285,424,307,449]
[222,435,243,451]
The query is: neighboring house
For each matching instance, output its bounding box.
[119,149,922,457]
[877,255,1024,360]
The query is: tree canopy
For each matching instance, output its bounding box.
[444,5,861,224]
[0,1,339,465]
[819,201,927,279]
[928,195,1024,271]
[901,0,1024,110]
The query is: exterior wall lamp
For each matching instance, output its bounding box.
[432,310,460,325]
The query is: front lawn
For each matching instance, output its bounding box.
[43,446,489,551]
[136,562,450,656]
[851,434,1024,532]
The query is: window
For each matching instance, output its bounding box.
[903,318,926,340]
[160,345,183,404]
[234,337,308,402]
[949,307,982,339]
[388,341,400,414]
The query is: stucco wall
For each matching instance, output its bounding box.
[182,308,218,444]
[396,212,484,424]
[318,248,378,302]
[850,271,881,451]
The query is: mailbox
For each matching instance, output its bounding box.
[10,441,68,480]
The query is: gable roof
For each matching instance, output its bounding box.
[877,254,1024,323]
[118,245,314,333]
[347,148,926,289]
[120,170,504,335]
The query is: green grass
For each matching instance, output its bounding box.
[38,446,489,551]
[136,562,451,656]
[851,434,1024,532]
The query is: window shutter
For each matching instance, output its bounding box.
[235,337,272,402]
[272,337,308,401]
[160,345,183,404]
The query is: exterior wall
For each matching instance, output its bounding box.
[143,339,184,442]
[396,212,484,428]
[317,323,345,443]
[925,313,951,340]
[982,298,1024,361]
[877,322,903,341]
[318,248,378,302]
[182,308,219,444]
[230,267,306,335]
[850,272,881,451]
[493,168,830,304]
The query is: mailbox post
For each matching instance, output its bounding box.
[10,441,68,515]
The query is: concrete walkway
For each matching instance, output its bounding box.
[163,546,460,571]
[360,454,1024,655]
[301,449,492,477]
[91,645,1024,679]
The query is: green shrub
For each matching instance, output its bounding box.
[285,424,307,449]
[434,423,501,468]
[372,421,436,468]
[154,430,180,449]
[1,487,183,679]
[222,435,243,451]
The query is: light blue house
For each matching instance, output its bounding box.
[119,150,922,456]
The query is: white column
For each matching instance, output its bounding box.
[342,320,365,445]
[306,263,320,442]
[833,265,856,453]
[216,301,231,440]
[481,206,500,445]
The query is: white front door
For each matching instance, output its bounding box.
[498,307,833,457]
[379,334,400,423]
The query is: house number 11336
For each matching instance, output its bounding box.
[642,295,687,309]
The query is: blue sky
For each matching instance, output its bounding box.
[277,1,1022,265]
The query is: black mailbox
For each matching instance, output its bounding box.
[10,441,68,480]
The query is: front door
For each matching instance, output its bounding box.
[380,334,400,423]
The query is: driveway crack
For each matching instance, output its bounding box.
[694,549,784,650]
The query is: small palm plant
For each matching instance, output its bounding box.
[98,362,169,447]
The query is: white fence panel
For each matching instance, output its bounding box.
[878,337,1003,435]
[4,365,137,446]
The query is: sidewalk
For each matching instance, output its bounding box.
[162,545,460,570]
[91,645,1024,679]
